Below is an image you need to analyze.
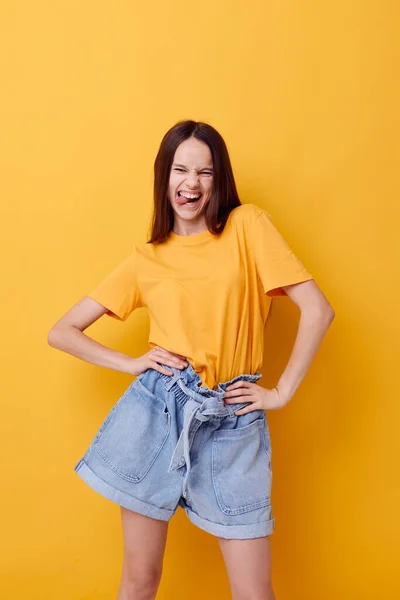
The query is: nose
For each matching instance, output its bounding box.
[185,171,200,187]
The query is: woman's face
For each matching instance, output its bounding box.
[168,137,214,224]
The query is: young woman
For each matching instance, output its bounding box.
[48,120,334,600]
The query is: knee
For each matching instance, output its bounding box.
[119,567,162,600]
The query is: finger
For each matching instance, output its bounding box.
[234,405,262,416]
[225,385,252,394]
[171,354,188,362]
[225,395,255,406]
[224,389,253,402]
[171,351,187,360]
[151,352,186,368]
[150,361,174,376]
[225,380,251,391]
[157,349,188,364]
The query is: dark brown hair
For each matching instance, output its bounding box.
[147,120,242,244]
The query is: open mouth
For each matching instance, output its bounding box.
[176,191,202,206]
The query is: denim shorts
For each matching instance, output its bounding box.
[74,362,274,539]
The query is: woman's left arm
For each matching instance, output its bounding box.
[224,279,335,414]
[272,279,335,405]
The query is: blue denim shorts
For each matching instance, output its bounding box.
[74,362,274,539]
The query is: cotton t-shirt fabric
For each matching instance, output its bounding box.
[87,203,314,390]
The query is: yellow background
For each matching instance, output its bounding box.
[1,1,399,598]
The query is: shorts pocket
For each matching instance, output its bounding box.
[92,377,170,483]
[212,416,272,515]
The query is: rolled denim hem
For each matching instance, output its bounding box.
[184,506,275,539]
[74,459,174,521]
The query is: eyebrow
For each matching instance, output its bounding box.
[172,163,213,171]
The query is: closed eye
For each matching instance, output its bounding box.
[174,168,213,175]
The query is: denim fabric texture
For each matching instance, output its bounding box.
[74,361,274,539]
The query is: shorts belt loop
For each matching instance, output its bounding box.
[163,371,183,392]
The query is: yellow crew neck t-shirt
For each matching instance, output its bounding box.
[87,203,314,390]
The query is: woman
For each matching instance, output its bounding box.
[48,120,335,600]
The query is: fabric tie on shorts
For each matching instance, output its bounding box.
[165,375,229,501]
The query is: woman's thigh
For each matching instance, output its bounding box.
[217,535,275,600]
[119,506,169,580]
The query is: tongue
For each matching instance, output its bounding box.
[176,194,200,205]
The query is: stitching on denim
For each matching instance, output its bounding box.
[93,412,171,483]
[211,419,271,515]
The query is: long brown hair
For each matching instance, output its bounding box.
[147,120,242,244]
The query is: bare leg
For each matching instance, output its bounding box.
[116,507,169,600]
[218,535,275,600]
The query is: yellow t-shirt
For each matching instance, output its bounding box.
[87,203,313,389]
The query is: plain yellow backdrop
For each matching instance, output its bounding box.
[1,1,399,599]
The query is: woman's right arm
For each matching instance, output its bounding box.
[47,296,187,376]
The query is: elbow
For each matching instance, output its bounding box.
[48,322,81,349]
[48,325,66,349]
[318,305,335,327]
[302,302,335,323]
[324,306,335,321]
[47,327,58,348]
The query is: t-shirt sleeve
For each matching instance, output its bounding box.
[87,246,144,320]
[250,210,314,297]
